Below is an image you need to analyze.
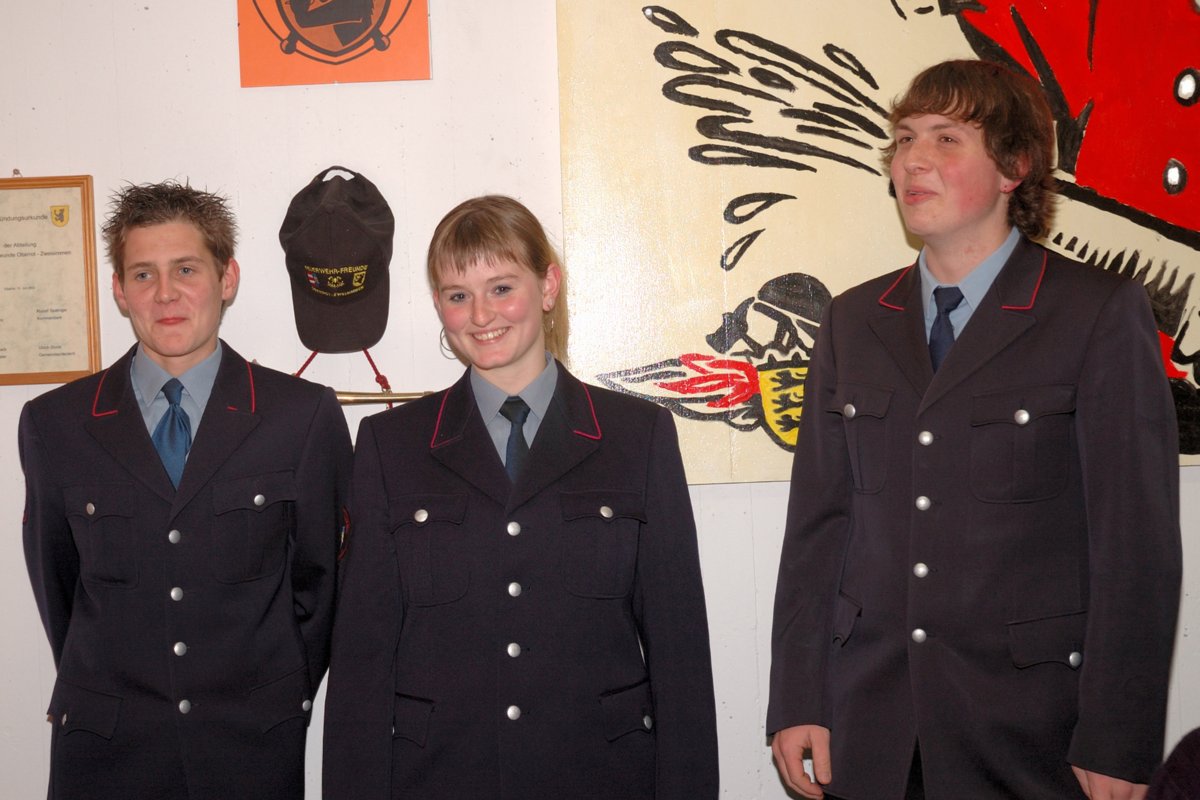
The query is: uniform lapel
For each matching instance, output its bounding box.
[918,239,1044,413]
[84,345,176,502]
[868,264,936,398]
[170,343,261,515]
[509,364,602,511]
[429,371,512,507]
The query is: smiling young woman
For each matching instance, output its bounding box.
[322,195,719,800]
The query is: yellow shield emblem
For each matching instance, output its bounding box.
[50,205,69,227]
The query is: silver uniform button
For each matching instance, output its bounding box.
[302,699,313,711]
[178,699,192,714]
[599,505,614,519]
[173,642,188,656]
[170,587,183,601]
[506,705,521,721]
[911,628,927,643]
[85,502,96,516]
[642,714,653,730]
[253,494,266,507]
[507,521,521,536]
[842,403,856,419]
[915,496,931,511]
[168,529,181,544]
[507,582,523,597]
[918,431,934,446]
[1014,409,1031,426]
[1068,651,1083,668]
[414,509,429,523]
[507,642,522,658]
[913,563,929,578]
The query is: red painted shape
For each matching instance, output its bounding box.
[656,354,761,408]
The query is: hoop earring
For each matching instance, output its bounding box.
[439,328,458,360]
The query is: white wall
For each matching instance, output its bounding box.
[0,3,1195,798]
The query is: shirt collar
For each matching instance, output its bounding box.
[470,352,558,422]
[918,226,1021,318]
[130,341,223,412]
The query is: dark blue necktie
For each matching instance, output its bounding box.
[929,286,965,372]
[499,396,531,483]
[152,378,192,488]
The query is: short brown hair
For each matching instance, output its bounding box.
[882,59,1057,239]
[427,195,569,362]
[103,181,237,279]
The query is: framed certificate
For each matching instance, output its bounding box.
[0,175,101,385]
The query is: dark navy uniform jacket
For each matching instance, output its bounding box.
[21,342,352,800]
[768,237,1182,799]
[323,362,718,800]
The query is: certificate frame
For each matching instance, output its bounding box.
[0,175,101,385]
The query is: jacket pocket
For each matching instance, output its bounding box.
[970,385,1075,503]
[390,494,469,606]
[831,592,863,647]
[1007,610,1087,669]
[392,693,435,747]
[249,665,312,733]
[64,483,140,587]
[831,383,892,494]
[560,490,644,599]
[47,678,122,739]
[598,679,655,742]
[211,471,298,583]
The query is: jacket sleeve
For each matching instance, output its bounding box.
[766,302,854,735]
[1067,277,1182,782]
[322,415,401,800]
[291,387,353,692]
[19,401,78,668]
[632,407,719,799]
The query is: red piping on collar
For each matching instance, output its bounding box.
[1000,251,1047,311]
[878,264,916,310]
[572,384,602,440]
[430,389,454,449]
[90,368,118,417]
[226,361,257,412]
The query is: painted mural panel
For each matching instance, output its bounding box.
[558,1,1199,484]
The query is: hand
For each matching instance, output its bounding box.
[771,724,832,799]
[1072,766,1148,800]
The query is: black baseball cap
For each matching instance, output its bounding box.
[279,166,394,353]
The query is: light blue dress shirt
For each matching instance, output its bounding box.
[130,342,223,441]
[471,353,559,466]
[919,226,1021,341]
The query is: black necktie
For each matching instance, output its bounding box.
[152,378,192,487]
[929,286,965,372]
[499,396,531,483]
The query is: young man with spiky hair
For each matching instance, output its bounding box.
[768,60,1181,800]
[20,181,352,799]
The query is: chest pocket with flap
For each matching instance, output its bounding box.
[560,490,645,598]
[390,493,469,606]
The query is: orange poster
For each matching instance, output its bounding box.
[238,0,429,88]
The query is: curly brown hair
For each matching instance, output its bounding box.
[427,195,569,363]
[882,59,1057,239]
[103,181,237,281]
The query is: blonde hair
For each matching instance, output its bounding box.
[427,195,568,362]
